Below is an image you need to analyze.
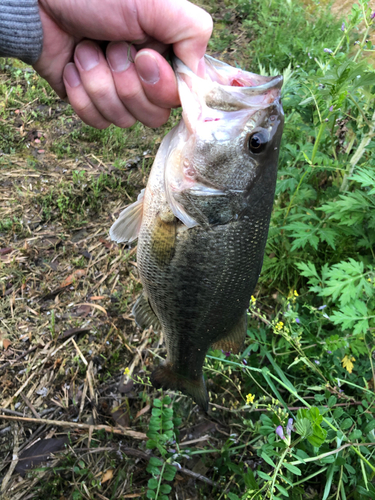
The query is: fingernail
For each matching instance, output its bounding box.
[135,51,160,84]
[107,42,133,73]
[64,63,81,88]
[76,42,100,71]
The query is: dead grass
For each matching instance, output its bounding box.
[0,35,241,498]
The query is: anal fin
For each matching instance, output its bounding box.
[151,363,209,412]
[110,189,145,244]
[132,292,161,332]
[211,311,247,354]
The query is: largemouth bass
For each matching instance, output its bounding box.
[110,55,284,411]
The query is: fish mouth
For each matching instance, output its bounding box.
[173,54,283,136]
[173,55,283,99]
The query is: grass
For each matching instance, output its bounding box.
[0,0,375,499]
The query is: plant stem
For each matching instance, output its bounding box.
[155,462,166,500]
[336,466,343,500]
[289,466,328,488]
[270,447,290,500]
[289,442,375,466]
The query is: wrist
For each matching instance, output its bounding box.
[0,0,43,64]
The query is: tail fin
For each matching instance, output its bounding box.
[151,363,209,412]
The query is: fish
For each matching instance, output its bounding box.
[110,55,284,411]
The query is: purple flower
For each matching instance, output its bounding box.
[324,48,333,54]
[315,360,320,365]
[286,419,294,438]
[318,305,327,310]
[242,359,248,365]
[276,426,285,440]
[296,318,300,324]
[371,11,375,19]
[327,350,332,354]
[222,350,231,358]
[329,105,333,112]
[341,22,345,31]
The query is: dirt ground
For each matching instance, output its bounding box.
[0,1,374,499]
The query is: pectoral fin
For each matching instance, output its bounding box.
[211,311,247,354]
[132,292,161,332]
[151,211,177,268]
[109,189,145,243]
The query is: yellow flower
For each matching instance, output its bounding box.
[251,295,256,304]
[246,393,255,405]
[341,355,355,374]
[294,290,299,297]
[274,321,284,332]
[123,367,130,375]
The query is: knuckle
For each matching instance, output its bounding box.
[89,85,109,102]
[118,85,143,102]
[114,115,137,129]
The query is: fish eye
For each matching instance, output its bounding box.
[248,131,268,153]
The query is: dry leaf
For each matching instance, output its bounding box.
[135,404,150,419]
[60,269,86,288]
[112,403,130,428]
[0,338,11,350]
[76,303,107,315]
[15,437,69,476]
[0,248,12,255]
[99,237,114,249]
[75,304,91,317]
[101,469,114,484]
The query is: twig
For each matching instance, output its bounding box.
[20,393,41,419]
[1,422,19,493]
[71,337,88,366]
[117,447,217,487]
[86,360,98,423]
[0,344,41,373]
[125,335,150,382]
[180,435,211,447]
[2,370,37,409]
[0,414,147,440]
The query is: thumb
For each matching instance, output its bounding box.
[134,0,213,73]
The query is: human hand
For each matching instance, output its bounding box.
[34,0,212,129]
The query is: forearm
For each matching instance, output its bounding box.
[0,0,43,64]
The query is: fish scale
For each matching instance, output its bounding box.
[110,55,284,410]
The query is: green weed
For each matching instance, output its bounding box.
[146,395,181,500]
[38,170,132,225]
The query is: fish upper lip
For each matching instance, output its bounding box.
[240,75,283,94]
[173,55,283,93]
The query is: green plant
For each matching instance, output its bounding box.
[146,395,181,500]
